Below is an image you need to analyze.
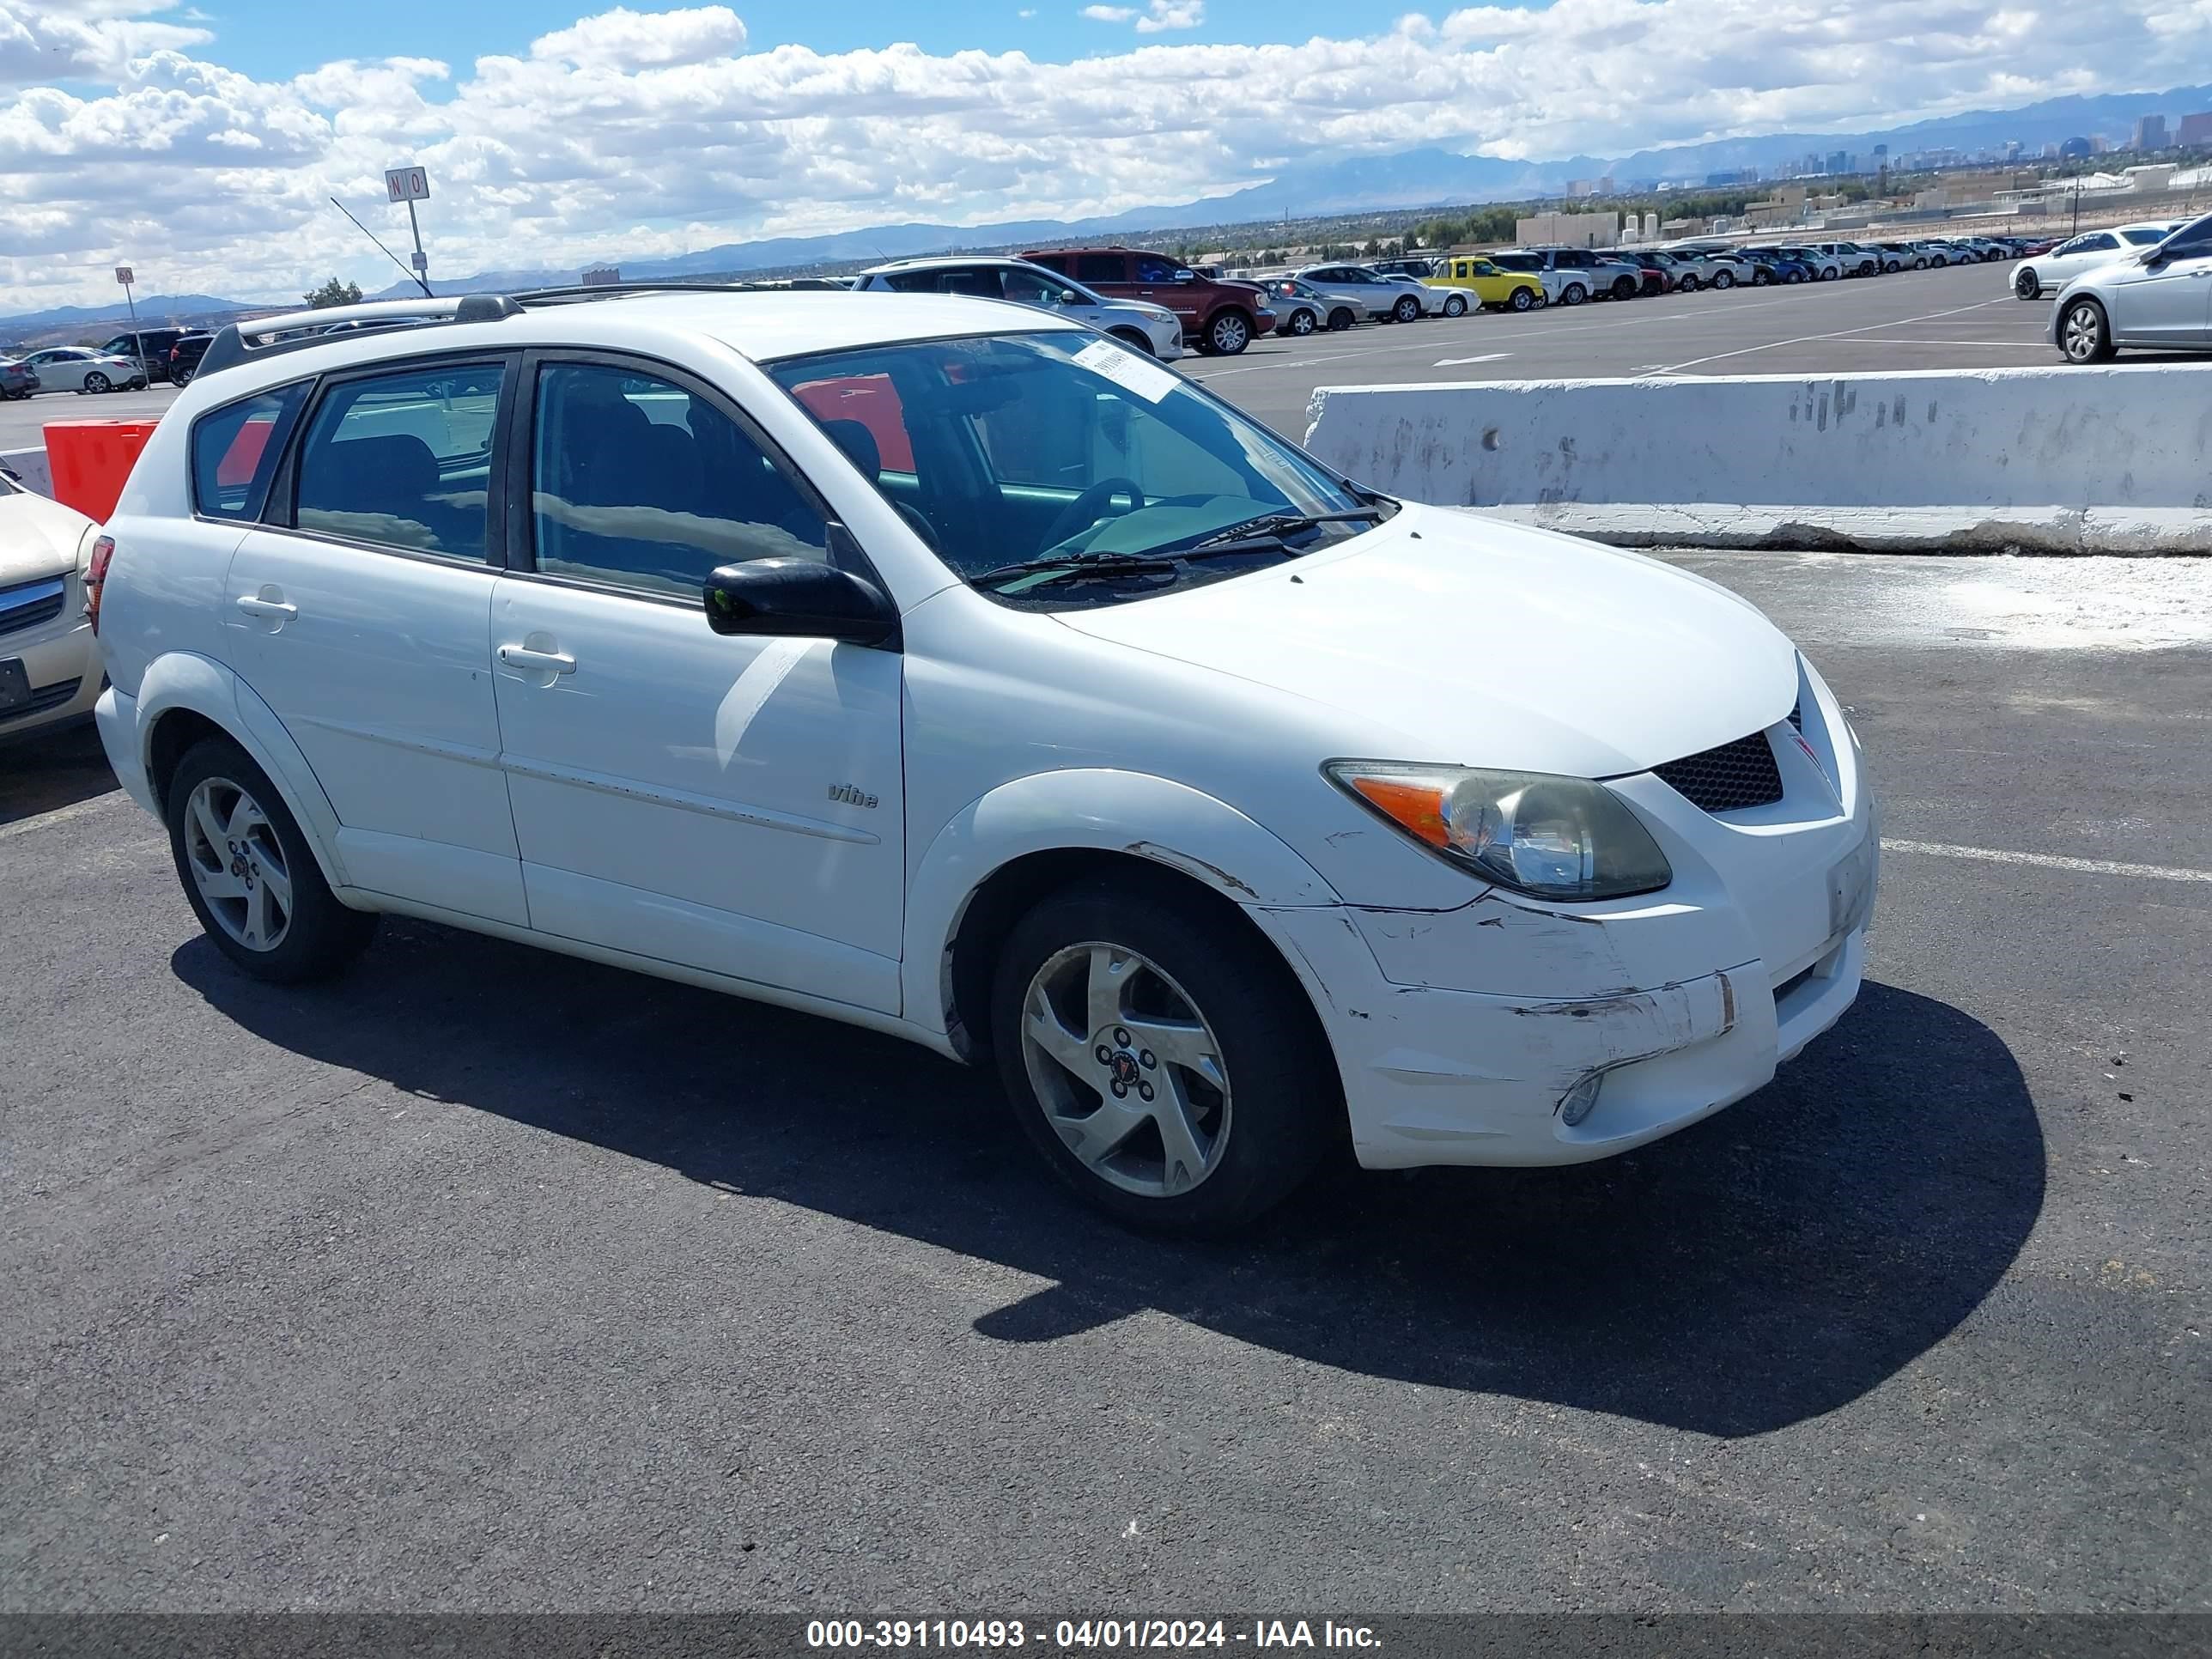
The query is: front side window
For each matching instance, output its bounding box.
[530,362,830,599]
[767,331,1382,609]
[2075,234,2118,253]
[294,362,503,559]
[192,381,309,522]
[2155,214,2212,259]
[1133,255,1180,283]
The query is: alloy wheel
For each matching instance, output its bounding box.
[181,775,294,952]
[1210,313,1249,354]
[84,372,111,393]
[1288,309,1316,336]
[2063,301,2107,362]
[1018,942,1233,1199]
[1393,295,1420,323]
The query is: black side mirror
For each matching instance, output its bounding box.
[702,550,898,647]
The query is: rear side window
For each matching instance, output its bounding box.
[294,362,504,561]
[191,382,309,522]
[1074,253,1124,284]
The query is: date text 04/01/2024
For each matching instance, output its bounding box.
[805,1619,1382,1649]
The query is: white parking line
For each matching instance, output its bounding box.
[1882,839,2212,884]
[1435,353,1512,367]
[1649,296,2018,374]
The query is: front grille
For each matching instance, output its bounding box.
[1653,731,1784,813]
[0,576,67,639]
[1,677,82,723]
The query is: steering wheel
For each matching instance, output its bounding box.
[1042,477,1146,550]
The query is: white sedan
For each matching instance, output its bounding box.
[91,289,1876,1231]
[1376,272,1472,319]
[19,346,148,394]
[0,469,100,744]
[2012,223,2174,299]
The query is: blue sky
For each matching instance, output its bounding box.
[185,0,1370,82]
[9,0,2212,311]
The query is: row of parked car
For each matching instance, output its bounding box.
[0,328,216,401]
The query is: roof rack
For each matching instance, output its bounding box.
[193,294,523,382]
[511,280,764,304]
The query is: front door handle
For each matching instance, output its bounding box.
[498,642,576,675]
[235,594,297,621]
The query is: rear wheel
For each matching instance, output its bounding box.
[1561,283,1587,307]
[1391,294,1421,323]
[1510,286,1535,311]
[1441,293,1468,318]
[1930,255,1948,269]
[1206,309,1252,355]
[166,737,378,983]
[993,880,1335,1233]
[2060,297,2115,363]
[83,371,112,393]
[171,363,195,387]
[1611,276,1638,301]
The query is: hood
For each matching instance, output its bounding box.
[0,487,95,584]
[1053,503,1800,778]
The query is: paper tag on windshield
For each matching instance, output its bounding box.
[1073,337,1179,404]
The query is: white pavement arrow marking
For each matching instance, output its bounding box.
[1433,353,1511,367]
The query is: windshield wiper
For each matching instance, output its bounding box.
[1181,507,1388,556]
[974,540,1305,592]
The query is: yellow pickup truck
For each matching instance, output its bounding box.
[1430,255,1547,313]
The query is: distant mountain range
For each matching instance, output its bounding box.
[6,80,2203,331]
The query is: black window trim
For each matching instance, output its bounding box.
[500,344,883,610]
[187,375,315,528]
[263,346,521,572]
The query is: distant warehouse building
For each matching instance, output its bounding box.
[1515,210,1618,246]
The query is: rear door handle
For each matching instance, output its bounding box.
[498,642,576,675]
[235,595,297,621]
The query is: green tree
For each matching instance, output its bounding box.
[303,276,363,309]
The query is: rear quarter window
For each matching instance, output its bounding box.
[191,382,310,521]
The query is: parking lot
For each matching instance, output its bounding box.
[1182,262,2117,434]
[4,540,2207,1611]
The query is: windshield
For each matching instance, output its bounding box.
[768,330,1382,606]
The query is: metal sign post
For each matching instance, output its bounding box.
[114,265,142,374]
[384,167,433,294]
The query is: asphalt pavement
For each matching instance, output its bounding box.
[1180,261,2200,435]
[0,386,179,453]
[3,550,2206,1613]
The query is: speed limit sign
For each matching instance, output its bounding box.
[384,167,430,204]
[114,265,135,285]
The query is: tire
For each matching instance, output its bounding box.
[991,878,1335,1233]
[1510,286,1535,311]
[1442,293,1468,318]
[1930,256,1948,269]
[1391,295,1421,324]
[166,736,378,984]
[1109,328,1156,357]
[172,364,194,387]
[1286,307,1316,337]
[1327,307,1356,331]
[2059,297,2116,364]
[1611,276,1638,301]
[2015,267,2040,300]
[1820,267,1838,281]
[1713,269,1734,289]
[1206,309,1251,356]
[1753,269,1771,286]
[1676,274,1698,293]
[1561,283,1587,307]
[1912,258,1928,270]
[83,372,111,394]
[1787,270,1808,284]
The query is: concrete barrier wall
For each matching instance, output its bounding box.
[1,446,52,498]
[1305,366,2212,552]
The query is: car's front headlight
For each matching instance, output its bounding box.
[1325,761,1672,901]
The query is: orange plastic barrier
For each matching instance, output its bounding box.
[44,418,161,523]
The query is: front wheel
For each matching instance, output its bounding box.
[1611,276,1638,301]
[171,364,194,387]
[1206,310,1251,355]
[1441,293,1468,318]
[1561,283,1587,306]
[1327,307,1356,331]
[993,880,1335,1233]
[1109,328,1156,357]
[1286,307,1316,336]
[1676,274,1698,293]
[1787,270,1808,284]
[1930,256,1948,269]
[2015,267,2040,300]
[1713,269,1734,289]
[166,737,378,983]
[1510,286,1535,311]
[1391,295,1421,324]
[2060,297,2116,363]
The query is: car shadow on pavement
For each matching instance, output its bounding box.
[0,721,116,827]
[175,917,2043,1438]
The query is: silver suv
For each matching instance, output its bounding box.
[852,258,1184,360]
[1505,247,1645,305]
[1290,264,1404,324]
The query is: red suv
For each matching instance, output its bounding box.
[1022,247,1275,356]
